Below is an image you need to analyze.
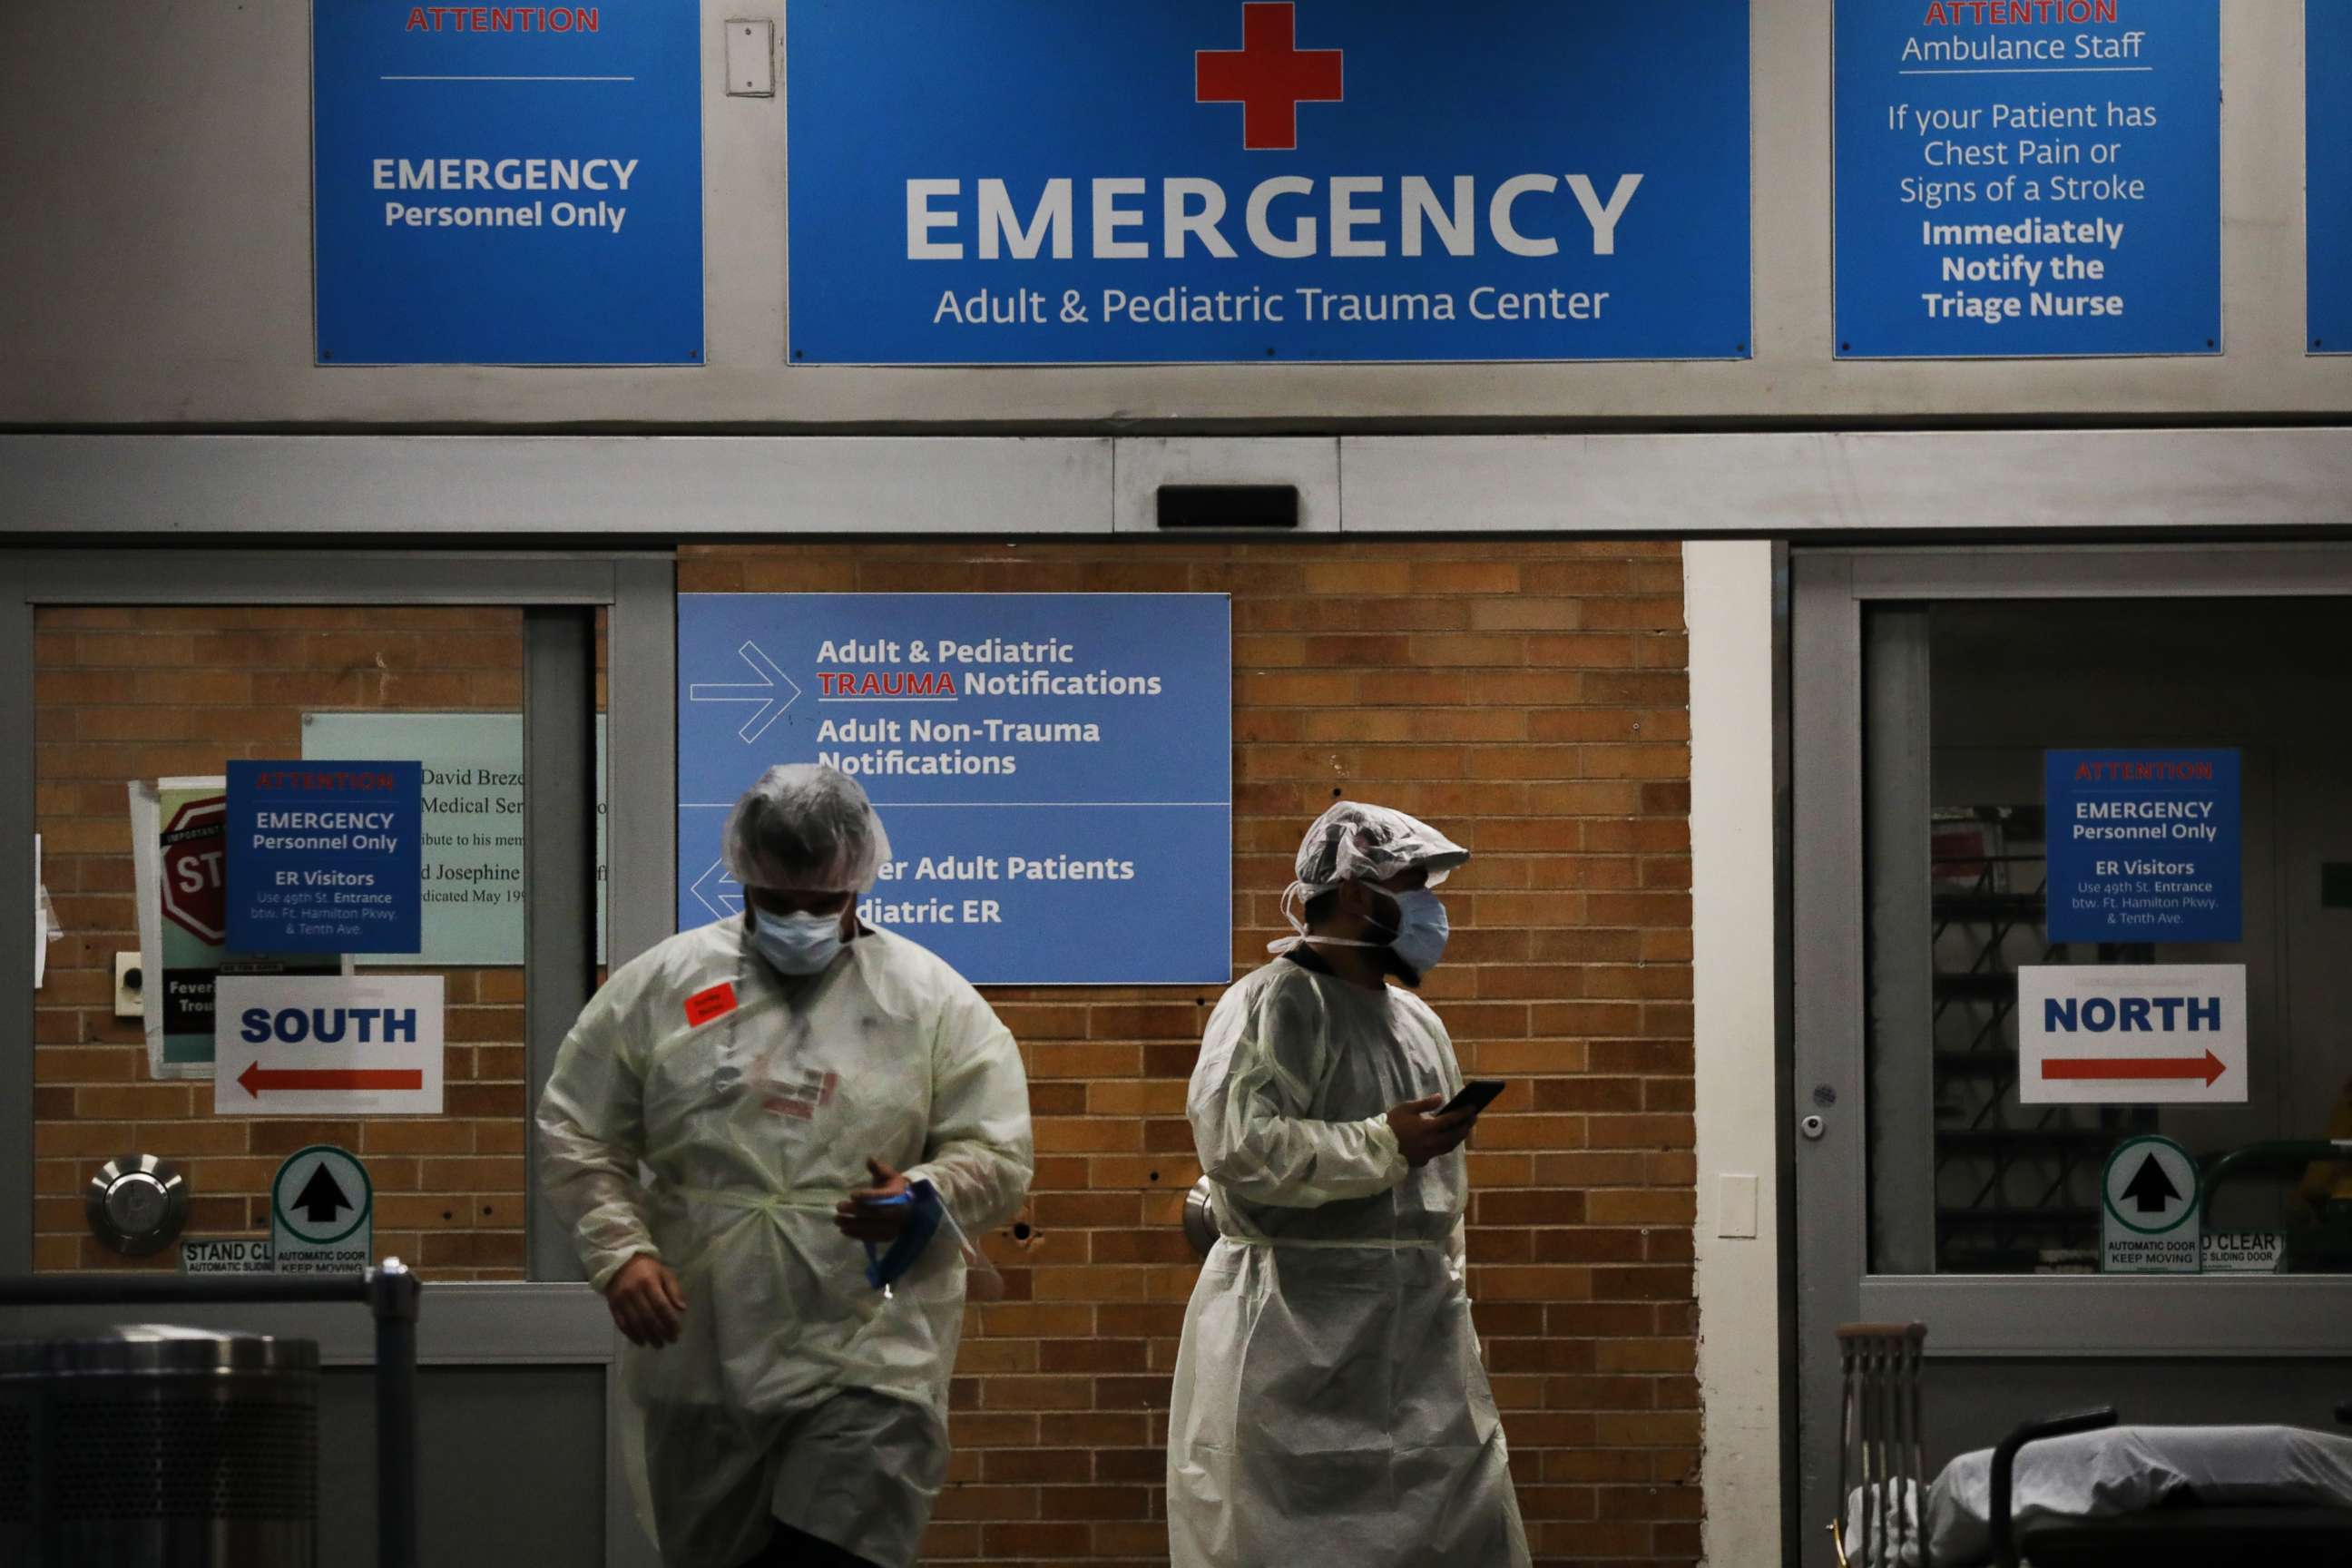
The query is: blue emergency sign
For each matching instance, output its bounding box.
[2044,749,2241,944]
[786,0,1751,364]
[225,762,424,955]
[2310,1,2352,353]
[677,594,1232,985]
[311,1,703,364]
[1835,0,2221,358]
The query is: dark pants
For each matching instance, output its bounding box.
[740,1520,878,1568]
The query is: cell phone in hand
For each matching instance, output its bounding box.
[1438,1080,1507,1118]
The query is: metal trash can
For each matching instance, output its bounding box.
[0,1328,318,1567]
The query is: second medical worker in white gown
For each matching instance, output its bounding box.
[539,765,1033,1568]
[1169,801,1533,1568]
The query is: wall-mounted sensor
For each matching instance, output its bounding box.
[113,952,143,1019]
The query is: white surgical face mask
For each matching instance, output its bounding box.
[1378,889,1450,976]
[1270,880,1450,976]
[750,907,847,975]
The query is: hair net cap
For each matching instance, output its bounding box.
[723,764,893,895]
[1292,801,1469,893]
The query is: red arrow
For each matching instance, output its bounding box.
[2042,1051,2227,1087]
[237,1062,423,1098]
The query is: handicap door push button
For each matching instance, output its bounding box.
[85,1153,191,1257]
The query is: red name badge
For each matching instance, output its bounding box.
[684,983,738,1027]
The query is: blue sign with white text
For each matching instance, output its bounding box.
[1835,0,2220,358]
[2045,749,2240,944]
[2310,1,2352,353]
[312,1,702,364]
[678,595,1232,985]
[786,1,1750,364]
[226,762,424,955]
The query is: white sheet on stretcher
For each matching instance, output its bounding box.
[1842,1425,2352,1567]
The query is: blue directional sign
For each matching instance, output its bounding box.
[225,762,424,955]
[2045,749,2241,944]
[787,0,1751,364]
[1836,0,2221,357]
[2311,0,2352,353]
[312,1,703,364]
[677,595,1232,985]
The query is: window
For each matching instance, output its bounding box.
[1864,599,2352,1277]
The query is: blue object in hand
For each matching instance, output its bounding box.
[861,1180,943,1291]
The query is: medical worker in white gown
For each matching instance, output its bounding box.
[539,765,1033,1568]
[1169,801,1533,1568]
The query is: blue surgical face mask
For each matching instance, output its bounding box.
[751,907,847,975]
[1377,889,1450,976]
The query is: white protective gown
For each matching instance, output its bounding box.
[1169,956,1532,1568]
[538,918,1033,1568]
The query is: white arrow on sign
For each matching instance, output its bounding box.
[690,641,802,743]
[691,860,745,922]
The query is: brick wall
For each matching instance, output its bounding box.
[681,541,1699,1567]
[31,605,564,1280]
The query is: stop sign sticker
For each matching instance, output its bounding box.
[161,796,228,945]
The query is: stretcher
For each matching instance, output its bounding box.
[1835,1325,2352,1567]
[1965,1406,2352,1567]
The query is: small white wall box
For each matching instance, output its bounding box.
[725,20,774,97]
[114,952,143,1019]
[1716,1173,1759,1239]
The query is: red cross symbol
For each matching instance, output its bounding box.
[1195,3,1343,152]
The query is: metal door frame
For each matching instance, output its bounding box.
[1790,542,2352,1565]
[0,549,674,1568]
